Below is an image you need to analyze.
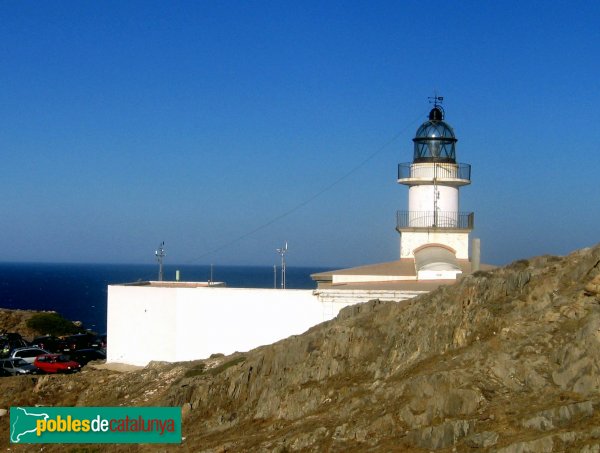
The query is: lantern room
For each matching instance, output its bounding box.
[412,106,457,163]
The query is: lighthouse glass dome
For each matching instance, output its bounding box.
[412,107,457,163]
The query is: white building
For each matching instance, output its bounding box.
[107,283,356,366]
[107,99,491,366]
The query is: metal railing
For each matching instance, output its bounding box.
[397,162,471,181]
[396,210,474,229]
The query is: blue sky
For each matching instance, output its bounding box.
[1,1,599,267]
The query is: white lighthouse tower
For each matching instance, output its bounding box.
[396,96,473,279]
[312,96,485,291]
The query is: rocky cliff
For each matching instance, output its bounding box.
[3,245,600,452]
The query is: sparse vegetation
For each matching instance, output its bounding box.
[25,312,81,336]
[472,270,491,278]
[184,356,247,378]
[208,355,246,376]
[511,258,530,269]
[184,363,207,378]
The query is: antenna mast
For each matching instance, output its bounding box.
[276,241,288,289]
[155,242,166,281]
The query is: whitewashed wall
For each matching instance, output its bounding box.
[400,231,470,259]
[408,185,459,214]
[107,286,353,366]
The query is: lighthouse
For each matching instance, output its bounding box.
[312,96,487,294]
[396,97,474,279]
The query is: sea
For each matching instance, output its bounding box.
[0,263,330,335]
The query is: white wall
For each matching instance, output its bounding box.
[107,286,354,366]
[408,185,459,216]
[173,288,328,362]
[107,286,178,364]
[417,269,462,280]
[400,231,470,259]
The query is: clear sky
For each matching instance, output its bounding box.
[1,1,599,268]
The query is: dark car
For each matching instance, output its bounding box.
[0,333,29,358]
[67,349,106,366]
[0,358,39,375]
[59,333,102,353]
[31,336,62,353]
[98,333,107,350]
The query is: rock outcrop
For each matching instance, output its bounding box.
[0,308,41,338]
[3,245,600,451]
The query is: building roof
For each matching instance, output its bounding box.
[314,279,459,292]
[311,259,495,290]
[117,281,225,288]
[311,259,417,281]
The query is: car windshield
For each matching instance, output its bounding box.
[57,355,71,362]
[13,359,28,366]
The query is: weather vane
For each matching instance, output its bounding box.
[428,91,444,108]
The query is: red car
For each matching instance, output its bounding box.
[33,354,81,374]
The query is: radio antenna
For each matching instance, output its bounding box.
[155,241,166,281]
[276,241,288,289]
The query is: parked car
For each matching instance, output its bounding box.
[58,333,102,353]
[9,347,50,364]
[0,333,29,358]
[31,335,62,353]
[33,354,81,374]
[92,333,106,351]
[0,358,39,375]
[66,348,106,367]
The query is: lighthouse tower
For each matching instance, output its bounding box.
[311,97,484,290]
[396,97,473,279]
